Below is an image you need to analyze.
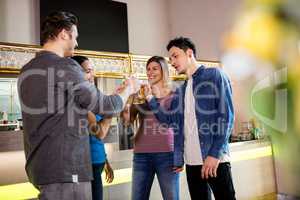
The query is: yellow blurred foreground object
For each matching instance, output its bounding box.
[225,9,284,63]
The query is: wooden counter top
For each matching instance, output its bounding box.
[0,130,23,152]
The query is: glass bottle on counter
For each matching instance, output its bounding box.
[2,111,8,123]
[250,118,262,140]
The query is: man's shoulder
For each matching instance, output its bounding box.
[196,66,227,82]
[21,52,81,73]
[21,51,63,71]
[59,57,80,68]
[202,66,220,77]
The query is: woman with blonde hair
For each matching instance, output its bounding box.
[129,56,179,200]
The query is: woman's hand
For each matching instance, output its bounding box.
[143,84,153,101]
[173,166,184,173]
[104,161,114,183]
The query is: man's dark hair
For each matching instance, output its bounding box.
[166,37,197,57]
[40,11,78,45]
[71,55,89,66]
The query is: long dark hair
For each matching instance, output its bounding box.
[71,55,88,66]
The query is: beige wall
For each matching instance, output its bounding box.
[0,0,240,59]
[0,1,7,41]
[0,0,39,44]
[0,0,171,56]
[114,0,171,56]
[168,0,241,60]
[116,0,241,59]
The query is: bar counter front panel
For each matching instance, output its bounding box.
[0,133,276,200]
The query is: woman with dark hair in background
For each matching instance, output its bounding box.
[72,55,114,200]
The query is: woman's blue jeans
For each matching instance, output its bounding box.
[131,152,180,200]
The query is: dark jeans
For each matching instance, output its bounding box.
[91,163,105,200]
[186,162,236,200]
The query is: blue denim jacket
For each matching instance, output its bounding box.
[148,65,234,167]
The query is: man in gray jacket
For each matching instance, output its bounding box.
[17,11,136,200]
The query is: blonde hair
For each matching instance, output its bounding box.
[146,56,170,88]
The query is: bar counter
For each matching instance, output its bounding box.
[0,131,276,200]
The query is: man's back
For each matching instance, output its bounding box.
[18,51,93,186]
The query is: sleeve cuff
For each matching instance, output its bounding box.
[146,94,154,102]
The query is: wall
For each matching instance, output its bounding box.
[0,0,39,44]
[113,0,242,60]
[0,1,7,41]
[114,0,170,56]
[168,0,241,60]
[0,0,241,59]
[0,0,171,56]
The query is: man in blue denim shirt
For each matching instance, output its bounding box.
[145,37,236,200]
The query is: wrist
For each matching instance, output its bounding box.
[146,94,154,101]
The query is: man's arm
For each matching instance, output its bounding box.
[146,89,180,126]
[201,68,234,179]
[59,59,136,117]
[208,69,234,159]
[146,89,185,169]
[75,84,123,117]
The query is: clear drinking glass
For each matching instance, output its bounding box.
[132,80,148,105]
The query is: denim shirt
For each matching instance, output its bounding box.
[148,65,234,167]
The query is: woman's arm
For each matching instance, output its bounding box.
[96,118,113,140]
[87,111,112,140]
